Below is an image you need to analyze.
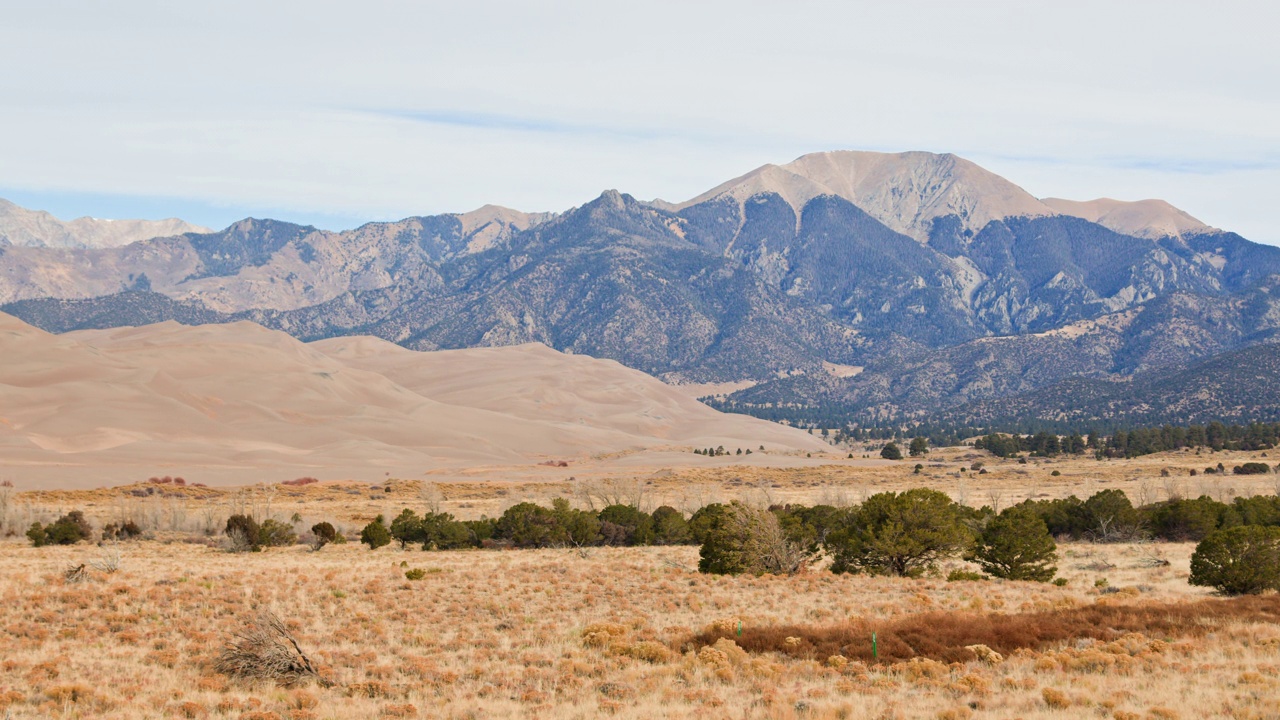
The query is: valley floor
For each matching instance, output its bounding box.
[1,539,1277,719]
[3,449,1279,719]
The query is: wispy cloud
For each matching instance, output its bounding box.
[1103,156,1280,175]
[972,150,1280,176]
[369,107,677,142]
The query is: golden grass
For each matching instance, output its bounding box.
[3,449,1280,718]
[0,538,1277,719]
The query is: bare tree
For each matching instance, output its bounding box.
[576,478,646,511]
[1135,480,1153,508]
[818,486,854,508]
[0,480,11,534]
[985,489,1004,514]
[678,483,718,515]
[419,481,444,514]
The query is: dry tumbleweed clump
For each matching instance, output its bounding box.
[215,610,329,686]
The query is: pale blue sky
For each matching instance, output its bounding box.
[1,1,1276,243]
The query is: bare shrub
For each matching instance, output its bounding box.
[215,611,328,686]
[90,549,121,574]
[576,477,646,512]
[64,563,88,584]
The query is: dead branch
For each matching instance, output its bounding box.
[215,610,330,687]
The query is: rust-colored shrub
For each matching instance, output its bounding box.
[685,595,1280,664]
[1042,687,1070,708]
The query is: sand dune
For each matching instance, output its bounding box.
[0,314,828,488]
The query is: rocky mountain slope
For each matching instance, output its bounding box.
[0,198,208,249]
[712,280,1280,424]
[934,341,1280,429]
[3,150,1277,430]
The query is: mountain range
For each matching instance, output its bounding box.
[0,198,208,249]
[4,150,1278,431]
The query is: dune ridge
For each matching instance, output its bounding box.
[0,313,828,488]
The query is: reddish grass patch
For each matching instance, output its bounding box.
[281,477,319,487]
[686,595,1280,664]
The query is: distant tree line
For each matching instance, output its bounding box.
[704,397,1280,459]
[971,422,1280,460]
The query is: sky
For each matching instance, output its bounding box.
[1,1,1277,243]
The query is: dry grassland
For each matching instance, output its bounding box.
[2,448,1279,719]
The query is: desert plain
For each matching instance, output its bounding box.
[4,444,1280,720]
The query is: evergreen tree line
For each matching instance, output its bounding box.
[356,488,1276,593]
[972,422,1280,459]
[704,396,1280,459]
[351,487,1280,556]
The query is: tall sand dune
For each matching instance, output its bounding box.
[0,314,829,488]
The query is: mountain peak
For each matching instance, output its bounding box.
[0,198,210,249]
[1040,197,1216,240]
[453,204,554,236]
[676,150,1054,241]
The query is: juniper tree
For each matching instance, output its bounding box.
[969,505,1057,581]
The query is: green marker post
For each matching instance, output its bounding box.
[872,632,877,660]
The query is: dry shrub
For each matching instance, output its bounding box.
[965,644,1003,664]
[346,681,393,698]
[620,640,672,663]
[215,611,328,687]
[175,700,207,718]
[44,683,95,704]
[597,682,636,700]
[582,622,629,649]
[686,595,1280,664]
[1042,687,1070,708]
